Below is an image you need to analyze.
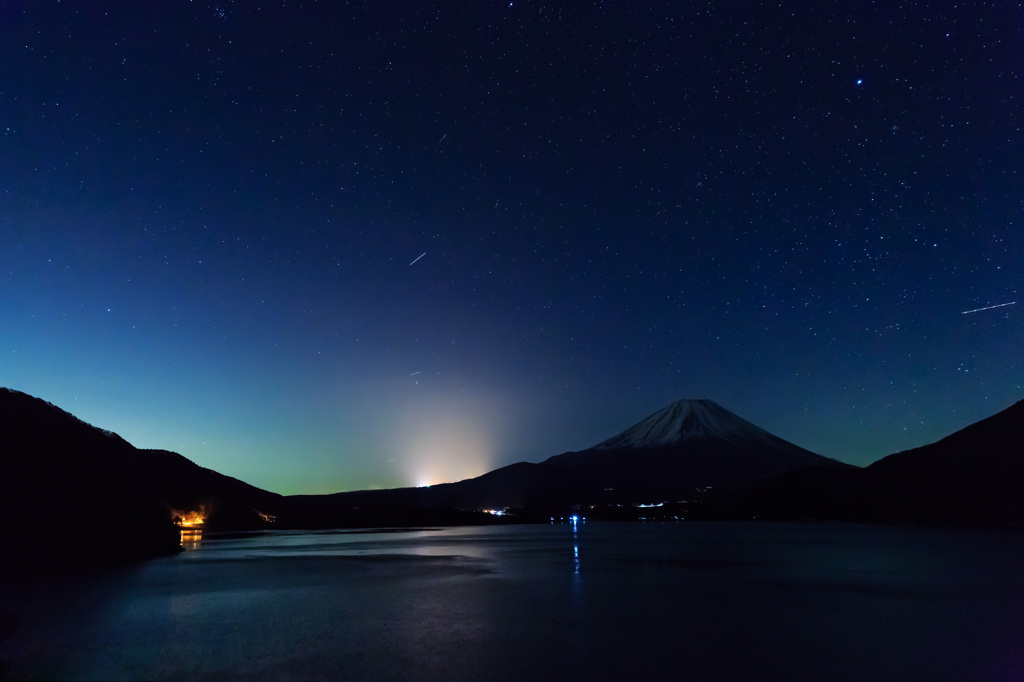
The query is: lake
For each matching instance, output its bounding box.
[1,521,1022,681]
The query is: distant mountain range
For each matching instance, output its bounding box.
[2,387,1022,571]
[302,399,849,519]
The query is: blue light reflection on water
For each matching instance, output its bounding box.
[570,515,582,576]
[1,522,1022,681]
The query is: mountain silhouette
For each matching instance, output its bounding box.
[711,399,1024,524]
[0,388,284,570]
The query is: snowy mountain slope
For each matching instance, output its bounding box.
[531,398,849,503]
[592,399,791,450]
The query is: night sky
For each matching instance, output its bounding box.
[2,1,1021,495]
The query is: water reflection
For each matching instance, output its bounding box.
[2,523,1023,681]
[572,516,582,575]
[179,528,202,550]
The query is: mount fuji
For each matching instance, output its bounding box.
[534,398,848,504]
[592,398,815,450]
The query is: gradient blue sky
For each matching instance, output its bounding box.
[2,1,1021,494]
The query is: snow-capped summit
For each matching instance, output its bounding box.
[532,397,845,504]
[592,399,788,450]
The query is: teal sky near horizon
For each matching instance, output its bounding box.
[2,1,1021,495]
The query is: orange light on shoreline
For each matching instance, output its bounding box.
[172,510,206,527]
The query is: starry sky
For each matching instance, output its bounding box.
[2,1,1021,495]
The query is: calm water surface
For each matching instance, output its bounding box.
[1,522,1022,681]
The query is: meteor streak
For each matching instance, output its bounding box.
[961,301,1015,315]
[409,252,426,265]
